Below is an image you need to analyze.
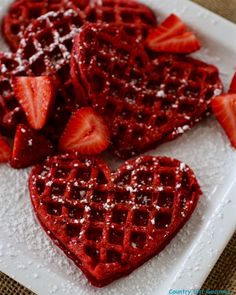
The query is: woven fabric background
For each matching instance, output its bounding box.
[0,0,236,294]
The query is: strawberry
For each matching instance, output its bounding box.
[148,32,201,54]
[59,107,110,155]
[229,72,236,93]
[147,14,187,44]
[13,76,55,130]
[146,14,201,54]
[11,124,54,169]
[211,94,236,148]
[0,135,11,163]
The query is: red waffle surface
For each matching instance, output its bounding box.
[2,0,157,52]
[71,23,223,158]
[29,153,202,287]
[2,0,89,52]
[84,0,157,39]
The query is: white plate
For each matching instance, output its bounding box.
[0,0,236,294]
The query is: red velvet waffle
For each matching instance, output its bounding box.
[72,23,223,158]
[29,153,202,287]
[84,0,157,39]
[2,0,89,52]
[3,0,156,52]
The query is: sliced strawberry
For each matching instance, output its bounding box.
[147,31,201,54]
[13,76,55,130]
[147,14,187,45]
[229,72,236,93]
[0,135,11,163]
[11,124,54,169]
[211,94,236,148]
[59,107,110,155]
[146,14,201,54]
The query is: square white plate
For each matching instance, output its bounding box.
[0,0,236,294]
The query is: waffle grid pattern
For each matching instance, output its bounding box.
[73,23,223,158]
[85,0,157,40]
[30,154,201,285]
[2,0,88,51]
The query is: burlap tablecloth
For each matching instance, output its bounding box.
[0,0,236,294]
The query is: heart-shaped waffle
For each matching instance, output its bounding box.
[2,0,89,52]
[29,153,201,287]
[72,23,223,158]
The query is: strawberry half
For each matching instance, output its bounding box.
[148,32,201,54]
[0,135,11,163]
[13,76,55,130]
[229,72,236,93]
[212,94,236,148]
[59,107,110,155]
[11,124,54,169]
[147,14,187,44]
[146,14,201,54]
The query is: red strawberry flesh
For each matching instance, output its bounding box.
[59,108,110,155]
[229,73,236,94]
[146,14,201,54]
[148,31,201,54]
[212,94,236,148]
[13,77,56,130]
[147,14,187,44]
